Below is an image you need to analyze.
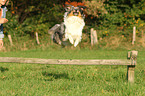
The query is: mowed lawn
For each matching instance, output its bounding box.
[0,48,145,96]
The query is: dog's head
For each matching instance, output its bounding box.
[64,2,86,18]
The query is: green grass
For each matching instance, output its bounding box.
[0,48,145,96]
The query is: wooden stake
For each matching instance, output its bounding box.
[93,30,98,44]
[132,26,136,45]
[91,28,98,46]
[127,50,138,83]
[35,32,40,44]
[8,35,13,46]
[91,28,94,46]
[127,65,135,83]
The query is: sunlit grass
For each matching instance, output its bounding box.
[0,49,145,96]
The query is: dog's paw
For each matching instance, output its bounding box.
[68,36,74,44]
[74,36,81,47]
[74,40,80,47]
[74,41,79,47]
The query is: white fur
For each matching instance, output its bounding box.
[64,15,85,47]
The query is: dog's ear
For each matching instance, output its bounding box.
[78,6,87,11]
[65,4,72,12]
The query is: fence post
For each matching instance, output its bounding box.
[91,28,98,46]
[127,50,138,83]
[8,35,13,46]
[132,26,136,45]
[35,32,40,45]
[127,65,135,83]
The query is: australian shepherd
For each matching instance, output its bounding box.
[63,2,86,47]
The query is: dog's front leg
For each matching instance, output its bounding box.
[68,35,74,45]
[74,36,81,47]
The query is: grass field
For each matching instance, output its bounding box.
[0,48,145,96]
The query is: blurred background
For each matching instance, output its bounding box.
[3,0,145,51]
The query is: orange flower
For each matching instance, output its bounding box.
[91,17,93,19]
[11,11,15,14]
[15,7,18,9]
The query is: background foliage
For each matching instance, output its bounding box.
[2,0,145,51]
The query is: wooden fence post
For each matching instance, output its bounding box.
[0,50,138,83]
[8,35,13,46]
[35,32,40,45]
[127,50,138,83]
[132,26,136,45]
[91,28,98,46]
[127,65,135,83]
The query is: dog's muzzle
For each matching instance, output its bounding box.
[72,7,80,16]
[73,12,79,16]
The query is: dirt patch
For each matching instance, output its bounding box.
[138,35,145,47]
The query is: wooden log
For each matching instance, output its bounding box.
[8,35,13,46]
[0,57,131,65]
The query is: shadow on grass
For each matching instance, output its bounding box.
[0,67,9,72]
[42,71,70,81]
